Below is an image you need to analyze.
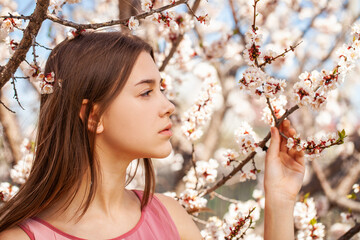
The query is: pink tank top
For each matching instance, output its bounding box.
[19,190,180,240]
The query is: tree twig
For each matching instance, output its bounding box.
[46,0,188,30]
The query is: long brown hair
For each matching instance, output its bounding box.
[0,32,156,231]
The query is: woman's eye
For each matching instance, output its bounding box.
[141,90,153,97]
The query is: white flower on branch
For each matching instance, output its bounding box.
[220,149,239,167]
[183,159,219,189]
[1,12,22,33]
[49,0,64,14]
[181,76,221,141]
[234,122,260,155]
[223,200,260,237]
[262,95,287,126]
[178,189,207,213]
[353,183,359,194]
[201,216,225,240]
[196,13,210,26]
[0,182,19,202]
[128,16,139,31]
[293,23,360,111]
[294,197,325,240]
[141,0,153,12]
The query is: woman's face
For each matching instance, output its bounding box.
[98,51,175,160]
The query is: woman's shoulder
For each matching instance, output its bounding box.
[154,193,203,240]
[0,226,30,240]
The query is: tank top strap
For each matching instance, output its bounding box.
[133,190,180,239]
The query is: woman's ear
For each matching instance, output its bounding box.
[79,99,104,134]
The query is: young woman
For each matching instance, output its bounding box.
[0,32,304,240]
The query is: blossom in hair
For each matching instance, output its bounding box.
[181,76,221,141]
[38,72,56,94]
[178,189,207,213]
[1,13,22,33]
[141,0,153,12]
[0,182,19,202]
[234,122,260,155]
[67,29,86,40]
[262,95,287,126]
[128,16,139,31]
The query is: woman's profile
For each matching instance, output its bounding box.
[0,32,304,240]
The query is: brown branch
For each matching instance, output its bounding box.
[258,41,303,68]
[46,0,188,30]
[0,15,31,20]
[312,160,360,213]
[212,191,241,203]
[338,222,360,240]
[202,105,300,196]
[0,0,49,91]
[266,97,278,126]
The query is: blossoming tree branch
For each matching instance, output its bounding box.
[0,0,360,239]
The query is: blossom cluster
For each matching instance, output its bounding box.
[181,76,221,141]
[287,132,341,160]
[183,159,219,189]
[239,66,286,98]
[293,23,360,110]
[234,122,260,155]
[294,197,325,240]
[0,13,22,33]
[220,149,239,167]
[177,189,207,214]
[151,11,179,31]
[262,95,287,126]
[10,139,34,184]
[201,199,261,239]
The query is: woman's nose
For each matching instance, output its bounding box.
[160,95,175,117]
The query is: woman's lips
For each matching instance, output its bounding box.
[159,123,173,136]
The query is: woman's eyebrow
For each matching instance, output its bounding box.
[134,79,161,86]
